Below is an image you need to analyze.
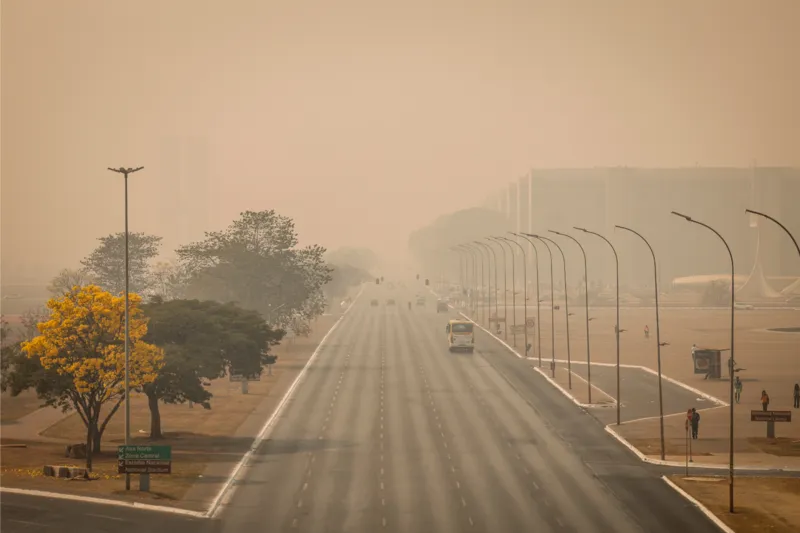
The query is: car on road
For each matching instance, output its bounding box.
[370,299,379,306]
[416,297,426,306]
[445,319,474,352]
[386,299,396,305]
[436,300,449,313]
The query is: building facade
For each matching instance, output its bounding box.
[488,167,800,291]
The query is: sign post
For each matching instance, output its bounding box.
[750,410,792,438]
[118,445,172,492]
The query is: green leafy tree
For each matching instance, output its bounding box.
[177,210,332,325]
[141,298,284,439]
[81,232,162,295]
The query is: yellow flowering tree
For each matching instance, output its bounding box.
[21,285,163,471]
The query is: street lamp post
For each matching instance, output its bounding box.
[515,233,542,366]
[552,230,592,403]
[494,237,518,347]
[461,245,478,314]
[576,227,623,425]
[475,241,493,329]
[745,209,800,258]
[534,234,572,389]
[504,235,529,357]
[451,247,465,299]
[672,212,736,513]
[615,225,666,461]
[524,233,556,377]
[488,238,509,341]
[477,241,499,332]
[108,166,144,492]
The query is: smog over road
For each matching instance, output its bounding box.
[2,1,799,533]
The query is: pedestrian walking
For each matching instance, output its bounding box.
[793,383,800,409]
[761,390,770,412]
[644,325,650,339]
[734,376,742,404]
[690,408,700,439]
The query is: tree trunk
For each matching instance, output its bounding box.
[85,422,94,472]
[147,390,163,440]
[92,424,103,454]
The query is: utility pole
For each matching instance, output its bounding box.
[108,166,144,491]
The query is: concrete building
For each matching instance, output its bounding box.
[488,167,800,294]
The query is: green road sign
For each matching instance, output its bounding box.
[118,445,172,460]
[118,445,172,474]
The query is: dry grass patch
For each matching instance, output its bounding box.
[1,390,45,423]
[669,475,800,533]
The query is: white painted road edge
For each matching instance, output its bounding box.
[450,301,800,472]
[0,486,207,518]
[206,284,365,518]
[661,476,737,533]
[0,285,365,518]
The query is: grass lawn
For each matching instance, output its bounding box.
[1,390,46,423]
[669,475,800,533]
[0,314,339,511]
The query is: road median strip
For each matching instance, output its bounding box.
[0,286,364,518]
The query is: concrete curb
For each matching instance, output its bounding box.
[661,476,736,533]
[0,486,207,518]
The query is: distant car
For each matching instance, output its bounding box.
[436,301,449,313]
[386,299,396,305]
[370,299,379,306]
[416,297,426,306]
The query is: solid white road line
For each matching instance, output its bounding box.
[206,285,365,518]
[661,476,736,533]
[0,487,206,518]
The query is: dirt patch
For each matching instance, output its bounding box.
[747,437,800,457]
[669,475,800,533]
[0,313,340,510]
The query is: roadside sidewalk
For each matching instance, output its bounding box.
[1,406,71,444]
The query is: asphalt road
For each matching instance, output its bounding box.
[563,363,714,424]
[0,492,212,533]
[216,287,724,533]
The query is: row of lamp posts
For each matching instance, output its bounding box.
[451,210,799,514]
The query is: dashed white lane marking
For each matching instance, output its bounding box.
[302,482,308,492]
[297,499,303,508]
[292,518,298,528]
[468,516,474,526]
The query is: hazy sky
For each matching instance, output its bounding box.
[2,0,798,284]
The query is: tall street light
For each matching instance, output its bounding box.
[460,244,478,314]
[514,233,542,367]
[493,237,517,346]
[108,165,144,492]
[474,241,493,328]
[552,230,592,403]
[534,234,572,388]
[672,212,736,513]
[503,235,529,356]
[615,225,667,461]
[745,209,800,259]
[450,246,466,299]
[576,227,624,425]
[524,233,556,377]
[477,241,499,332]
[488,237,509,341]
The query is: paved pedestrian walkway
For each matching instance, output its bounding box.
[1,406,70,443]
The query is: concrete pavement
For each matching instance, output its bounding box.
[215,287,724,532]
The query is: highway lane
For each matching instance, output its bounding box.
[217,287,724,532]
[0,492,212,533]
